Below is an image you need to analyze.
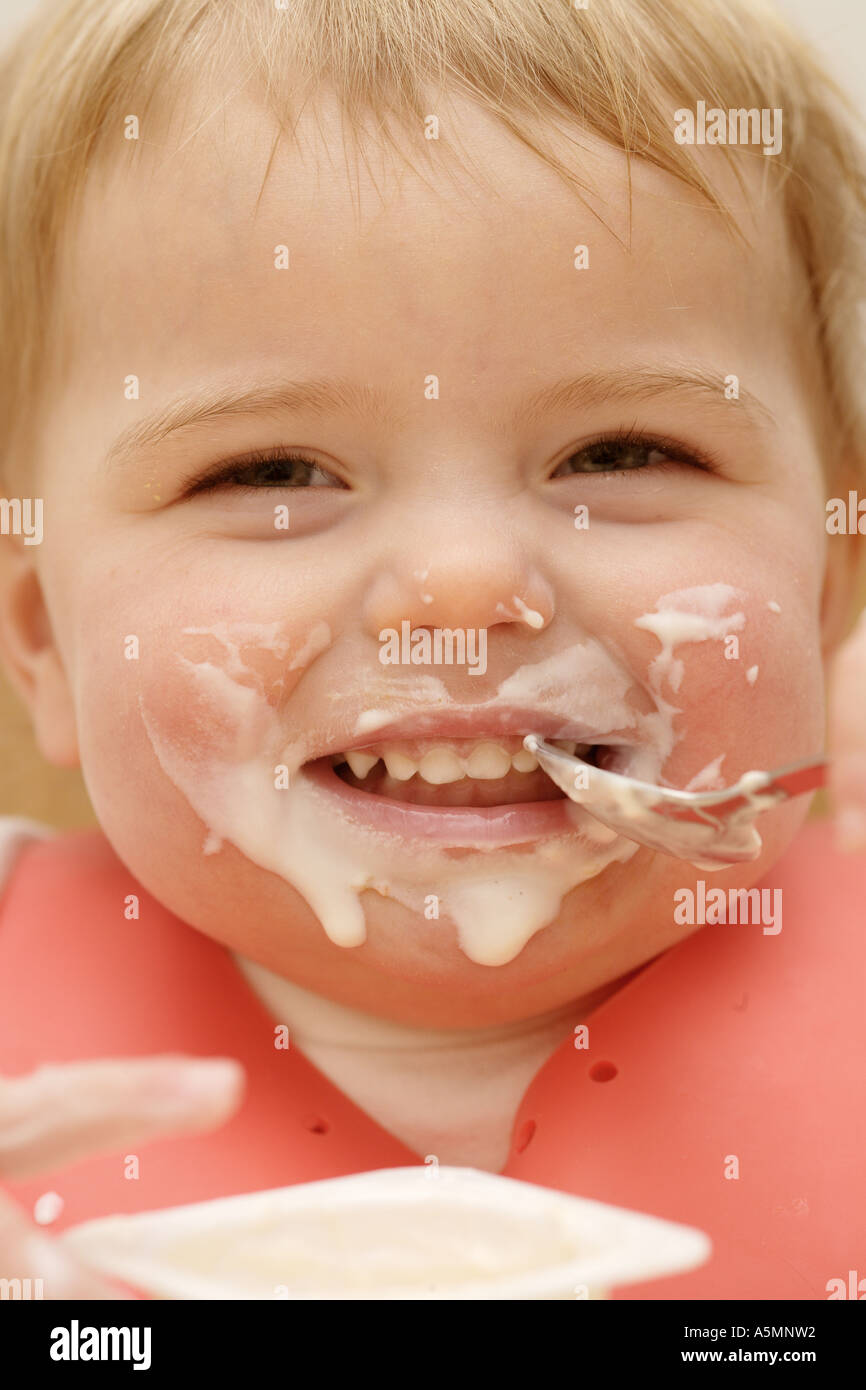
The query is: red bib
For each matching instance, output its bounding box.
[0,823,862,1299]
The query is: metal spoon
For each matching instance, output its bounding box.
[524,735,827,870]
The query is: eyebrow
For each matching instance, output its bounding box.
[105,378,396,469]
[514,364,776,432]
[105,363,775,469]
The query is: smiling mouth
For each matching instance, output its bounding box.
[321,736,596,808]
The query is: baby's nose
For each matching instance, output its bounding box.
[361,558,554,638]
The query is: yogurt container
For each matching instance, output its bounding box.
[61,1165,711,1300]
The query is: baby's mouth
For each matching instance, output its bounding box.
[325,737,593,808]
[299,712,628,845]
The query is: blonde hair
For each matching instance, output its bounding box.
[0,0,864,485]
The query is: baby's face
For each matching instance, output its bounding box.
[28,86,833,1023]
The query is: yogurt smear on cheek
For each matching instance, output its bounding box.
[137,625,640,968]
[137,585,753,969]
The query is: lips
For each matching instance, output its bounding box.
[298,706,631,846]
[304,758,582,844]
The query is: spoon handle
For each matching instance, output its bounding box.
[659,758,827,825]
[762,757,827,800]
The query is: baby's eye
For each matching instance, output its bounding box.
[551,437,675,477]
[189,450,348,493]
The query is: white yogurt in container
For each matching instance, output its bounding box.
[61,1166,711,1301]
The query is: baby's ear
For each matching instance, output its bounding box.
[0,542,79,767]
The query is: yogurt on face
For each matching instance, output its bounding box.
[138,586,751,966]
[526,585,772,870]
[139,626,651,968]
[140,645,638,967]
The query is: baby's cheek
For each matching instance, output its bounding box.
[634,593,825,784]
[75,611,331,812]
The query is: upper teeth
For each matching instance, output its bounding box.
[345,751,379,778]
[334,740,587,785]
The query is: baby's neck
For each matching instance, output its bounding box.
[232,953,618,1172]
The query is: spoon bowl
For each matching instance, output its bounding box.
[525,736,826,870]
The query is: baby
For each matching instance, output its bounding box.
[0,0,864,1301]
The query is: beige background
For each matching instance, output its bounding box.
[0,681,94,825]
[0,0,862,829]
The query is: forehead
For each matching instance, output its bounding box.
[57,83,812,421]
